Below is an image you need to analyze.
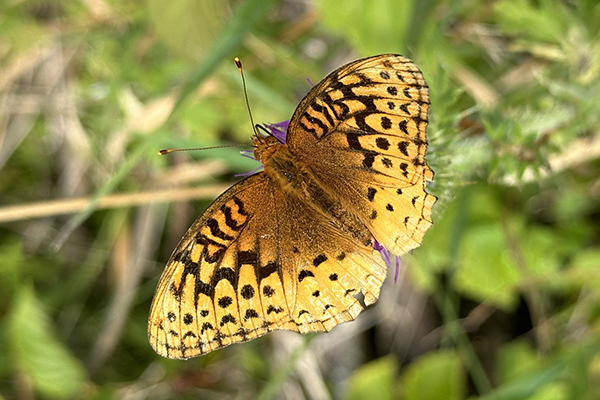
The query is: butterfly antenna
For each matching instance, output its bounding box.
[158,144,245,155]
[235,57,262,143]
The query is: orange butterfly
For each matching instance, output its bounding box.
[149,54,436,359]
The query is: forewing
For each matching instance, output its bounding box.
[287,54,436,256]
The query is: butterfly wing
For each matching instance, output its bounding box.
[148,173,386,359]
[286,54,436,256]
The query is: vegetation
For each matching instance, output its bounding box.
[1,0,599,399]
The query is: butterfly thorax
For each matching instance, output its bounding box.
[255,136,373,248]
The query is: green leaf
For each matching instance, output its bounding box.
[347,356,397,400]
[567,248,600,290]
[497,340,542,385]
[454,222,520,310]
[402,350,464,400]
[9,286,87,399]
[519,226,561,275]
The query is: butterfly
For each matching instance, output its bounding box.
[148,54,436,359]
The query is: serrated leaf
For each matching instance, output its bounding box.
[9,286,87,399]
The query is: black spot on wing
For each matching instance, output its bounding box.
[218,296,233,308]
[400,162,409,177]
[240,284,255,299]
[367,188,377,202]
[244,309,259,320]
[363,152,376,169]
[183,331,196,339]
[201,322,213,333]
[219,314,237,327]
[376,137,390,150]
[299,270,315,282]
[398,141,410,156]
[267,305,283,315]
[398,120,408,135]
[381,116,392,129]
[263,285,275,297]
[313,254,327,267]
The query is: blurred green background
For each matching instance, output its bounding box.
[1,0,599,399]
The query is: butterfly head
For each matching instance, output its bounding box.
[252,134,283,165]
[250,120,290,165]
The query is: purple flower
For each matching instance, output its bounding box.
[374,240,401,283]
[264,120,289,143]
